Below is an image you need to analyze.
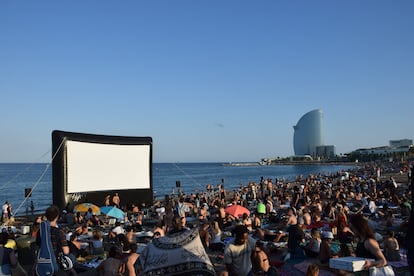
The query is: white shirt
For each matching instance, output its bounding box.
[2,204,8,214]
[224,236,256,276]
[368,200,377,213]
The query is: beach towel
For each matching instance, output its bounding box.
[140,227,215,275]
[35,221,58,276]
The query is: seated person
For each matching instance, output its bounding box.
[75,212,84,225]
[169,215,188,234]
[199,222,210,249]
[91,230,104,255]
[87,214,103,227]
[123,242,140,276]
[303,228,321,258]
[68,233,82,262]
[198,203,210,222]
[283,207,298,229]
[242,213,253,232]
[286,222,305,260]
[306,263,319,276]
[318,231,338,265]
[97,245,123,276]
[152,223,165,238]
[209,221,224,251]
[383,230,401,262]
[125,226,135,244]
[75,224,89,236]
[109,222,125,240]
[252,213,262,230]
[252,241,279,276]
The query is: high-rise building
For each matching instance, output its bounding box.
[293,109,324,156]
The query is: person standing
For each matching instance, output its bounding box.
[30,201,35,215]
[7,203,13,222]
[224,225,256,276]
[2,202,9,224]
[36,205,76,276]
[376,166,381,183]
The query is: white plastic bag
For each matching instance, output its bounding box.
[369,265,395,276]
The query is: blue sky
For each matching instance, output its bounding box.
[1,1,413,163]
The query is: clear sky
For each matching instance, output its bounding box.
[1,1,413,163]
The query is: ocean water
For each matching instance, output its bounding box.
[0,162,355,216]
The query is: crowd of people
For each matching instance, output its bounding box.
[0,161,412,276]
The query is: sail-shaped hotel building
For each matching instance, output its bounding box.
[293,109,324,156]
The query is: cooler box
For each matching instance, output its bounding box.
[329,256,374,272]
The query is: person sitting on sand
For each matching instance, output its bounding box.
[308,209,325,229]
[251,241,279,276]
[75,224,89,236]
[318,231,338,266]
[198,203,210,222]
[68,233,82,262]
[348,214,387,270]
[209,221,224,251]
[383,230,401,262]
[242,213,252,232]
[109,222,125,240]
[303,228,321,258]
[122,242,140,276]
[91,230,104,255]
[97,245,123,276]
[252,212,262,230]
[283,207,297,229]
[75,212,84,225]
[152,222,165,238]
[199,222,210,249]
[306,263,319,276]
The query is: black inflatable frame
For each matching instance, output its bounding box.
[52,130,153,211]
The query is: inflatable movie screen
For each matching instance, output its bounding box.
[52,130,153,211]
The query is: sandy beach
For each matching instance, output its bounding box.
[2,162,412,276]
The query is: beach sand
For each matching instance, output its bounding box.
[5,169,412,276]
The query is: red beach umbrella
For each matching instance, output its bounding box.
[225,205,250,218]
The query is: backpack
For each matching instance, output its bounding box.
[35,221,58,276]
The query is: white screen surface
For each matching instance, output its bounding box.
[66,140,150,193]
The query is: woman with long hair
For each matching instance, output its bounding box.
[348,214,387,270]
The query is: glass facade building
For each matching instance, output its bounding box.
[293,109,324,156]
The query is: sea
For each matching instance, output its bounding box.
[0,162,356,216]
